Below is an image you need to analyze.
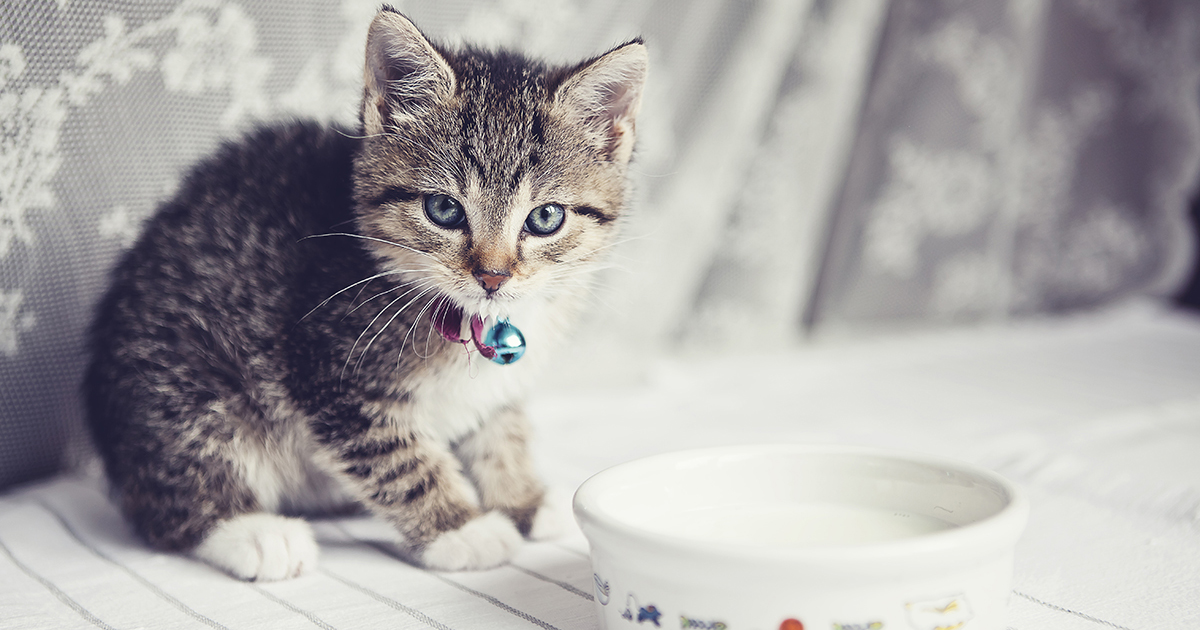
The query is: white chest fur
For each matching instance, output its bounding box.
[405,299,560,445]
[406,354,529,444]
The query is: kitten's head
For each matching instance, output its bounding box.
[351,8,646,340]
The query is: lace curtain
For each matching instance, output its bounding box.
[2,0,1197,487]
[805,0,1200,336]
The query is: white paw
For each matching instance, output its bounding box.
[527,500,566,541]
[420,511,522,571]
[193,513,318,581]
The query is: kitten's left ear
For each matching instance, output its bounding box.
[362,9,456,135]
[553,40,648,164]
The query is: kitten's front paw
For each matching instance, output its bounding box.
[193,513,318,581]
[420,511,522,571]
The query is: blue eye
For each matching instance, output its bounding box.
[424,194,465,228]
[525,204,565,235]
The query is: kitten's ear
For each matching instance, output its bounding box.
[362,9,455,135]
[553,40,648,164]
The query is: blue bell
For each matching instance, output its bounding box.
[482,318,526,365]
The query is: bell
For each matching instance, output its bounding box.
[482,318,526,365]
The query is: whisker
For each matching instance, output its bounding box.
[296,269,412,325]
[548,262,619,281]
[538,263,626,317]
[418,295,452,360]
[399,287,445,362]
[577,283,623,317]
[302,232,434,260]
[356,284,440,375]
[344,283,411,320]
[572,233,652,262]
[341,281,435,381]
[333,128,391,141]
[347,277,376,313]
[343,269,435,318]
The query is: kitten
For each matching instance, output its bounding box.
[84,8,646,581]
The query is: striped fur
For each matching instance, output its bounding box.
[85,8,646,579]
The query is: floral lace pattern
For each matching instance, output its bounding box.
[1,0,1197,487]
[811,0,1199,330]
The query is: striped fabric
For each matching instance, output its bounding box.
[0,478,595,629]
[3,303,1199,629]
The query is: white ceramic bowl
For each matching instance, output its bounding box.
[573,444,1028,630]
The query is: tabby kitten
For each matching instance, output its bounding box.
[85,8,647,581]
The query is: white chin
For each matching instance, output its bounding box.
[474,298,508,321]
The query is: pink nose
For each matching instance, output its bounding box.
[475,271,509,293]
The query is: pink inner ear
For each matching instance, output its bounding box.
[588,84,634,149]
[601,82,636,121]
[563,52,645,159]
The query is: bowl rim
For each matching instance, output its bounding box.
[572,443,1030,564]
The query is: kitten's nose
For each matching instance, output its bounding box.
[474,270,510,294]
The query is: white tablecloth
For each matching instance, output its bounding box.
[3,304,1198,629]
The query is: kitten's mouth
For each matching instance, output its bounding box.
[430,296,497,360]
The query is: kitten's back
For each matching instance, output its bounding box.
[85,122,361,548]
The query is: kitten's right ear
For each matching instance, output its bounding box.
[552,40,648,164]
[362,9,455,135]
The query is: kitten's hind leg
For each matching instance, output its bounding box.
[107,403,318,581]
[193,513,318,581]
